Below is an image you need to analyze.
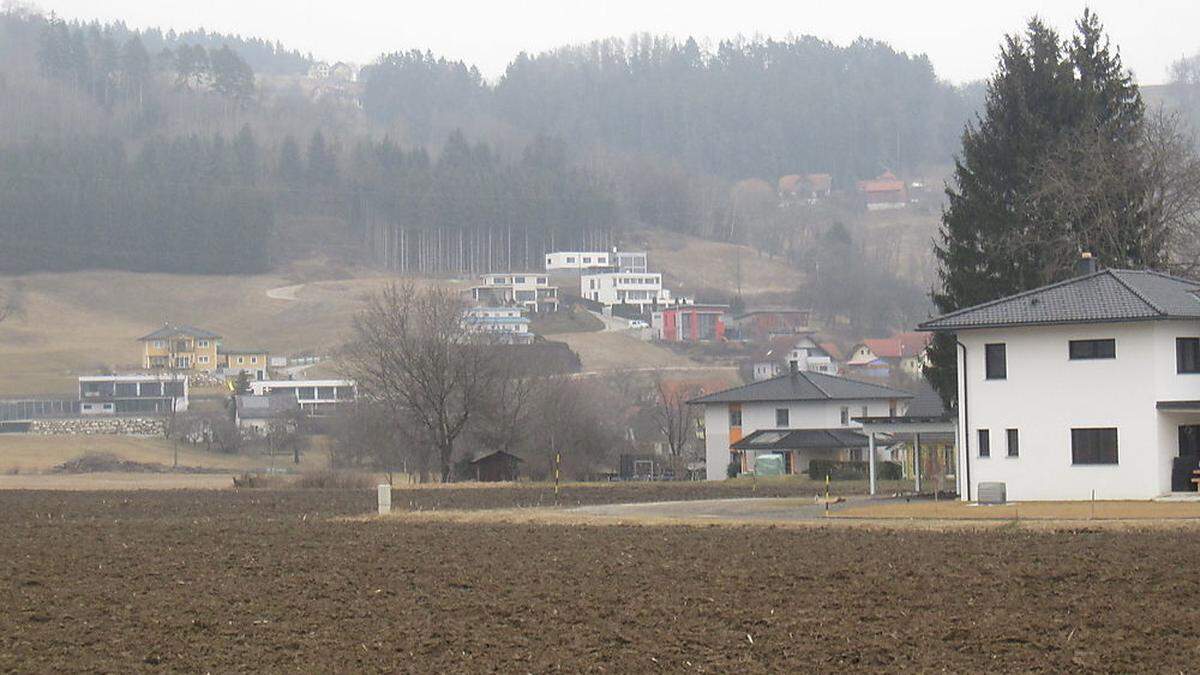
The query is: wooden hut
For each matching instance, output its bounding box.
[469,450,523,482]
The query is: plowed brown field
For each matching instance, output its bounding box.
[3,489,1198,672]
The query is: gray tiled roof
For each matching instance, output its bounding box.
[919,269,1200,331]
[688,370,913,405]
[139,324,222,341]
[731,428,869,450]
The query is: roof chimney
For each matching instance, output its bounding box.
[1077,252,1098,277]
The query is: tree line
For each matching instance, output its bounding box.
[362,35,983,184]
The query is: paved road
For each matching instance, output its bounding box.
[567,496,868,522]
[266,283,305,301]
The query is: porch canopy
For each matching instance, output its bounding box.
[732,428,868,475]
[853,389,957,495]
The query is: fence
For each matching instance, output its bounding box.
[0,399,80,422]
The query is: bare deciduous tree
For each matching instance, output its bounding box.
[648,372,703,478]
[346,282,497,482]
[1020,109,1200,282]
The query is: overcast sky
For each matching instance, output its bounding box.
[33,0,1200,85]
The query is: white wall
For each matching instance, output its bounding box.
[956,320,1200,501]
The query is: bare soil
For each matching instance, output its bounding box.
[3,489,1200,672]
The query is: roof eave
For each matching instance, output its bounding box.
[918,314,1195,333]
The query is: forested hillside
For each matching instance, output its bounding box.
[0,7,989,330]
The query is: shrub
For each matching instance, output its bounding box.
[808,459,902,481]
[290,470,375,490]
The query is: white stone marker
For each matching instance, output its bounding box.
[377,483,392,515]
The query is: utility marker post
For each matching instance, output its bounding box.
[378,483,392,515]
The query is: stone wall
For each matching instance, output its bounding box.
[30,417,167,436]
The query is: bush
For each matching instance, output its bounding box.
[808,459,902,481]
[291,471,376,490]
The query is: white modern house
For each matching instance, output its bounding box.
[920,263,1200,501]
[690,365,913,480]
[581,271,672,309]
[462,306,534,344]
[545,250,649,274]
[470,273,559,313]
[545,251,612,272]
[78,374,189,416]
[248,379,356,415]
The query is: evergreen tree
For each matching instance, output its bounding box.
[926,11,1147,404]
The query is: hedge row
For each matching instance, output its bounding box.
[808,459,902,481]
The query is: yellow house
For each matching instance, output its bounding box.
[139,324,223,373]
[219,349,271,380]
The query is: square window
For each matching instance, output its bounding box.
[775,408,789,427]
[1006,428,1019,457]
[985,343,1007,380]
[729,407,742,427]
[1072,428,1118,464]
[978,429,990,457]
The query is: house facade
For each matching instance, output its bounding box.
[78,374,189,416]
[856,171,908,210]
[544,251,612,271]
[728,308,813,342]
[247,379,356,415]
[139,324,221,373]
[581,272,671,309]
[691,368,912,480]
[752,334,839,380]
[655,303,727,342]
[462,306,535,344]
[921,266,1200,501]
[219,349,270,380]
[846,332,931,379]
[470,274,559,313]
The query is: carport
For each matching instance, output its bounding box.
[853,390,957,496]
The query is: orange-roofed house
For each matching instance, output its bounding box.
[856,171,908,211]
[847,332,932,378]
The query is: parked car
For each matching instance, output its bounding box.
[628,320,649,329]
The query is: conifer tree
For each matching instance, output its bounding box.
[926,10,1147,404]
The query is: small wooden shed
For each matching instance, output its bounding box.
[469,450,523,482]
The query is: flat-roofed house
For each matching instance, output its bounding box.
[78,373,189,416]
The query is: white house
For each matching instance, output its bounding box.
[544,250,648,274]
[752,334,840,380]
[690,366,913,480]
[248,379,356,415]
[78,374,189,416]
[470,273,559,313]
[462,306,534,344]
[545,251,612,271]
[581,271,672,309]
[920,264,1200,501]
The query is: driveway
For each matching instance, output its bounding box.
[566,496,865,522]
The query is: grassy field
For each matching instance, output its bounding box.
[0,434,325,474]
[0,268,453,395]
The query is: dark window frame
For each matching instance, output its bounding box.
[984,343,1007,380]
[1069,339,1116,360]
[775,408,789,427]
[977,429,990,458]
[1071,427,1119,465]
[729,408,742,427]
[1178,338,1200,374]
[1006,428,1019,457]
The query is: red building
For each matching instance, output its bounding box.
[656,304,728,342]
[728,308,813,342]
